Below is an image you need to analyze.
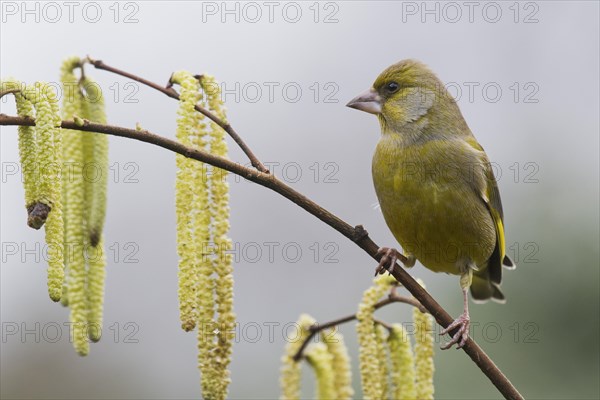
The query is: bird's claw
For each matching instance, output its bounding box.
[440,313,470,350]
[375,247,400,276]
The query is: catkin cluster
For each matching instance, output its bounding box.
[2,79,65,302]
[171,71,235,400]
[59,56,109,355]
[357,276,435,400]
[280,315,354,400]
[2,57,109,357]
[278,276,434,400]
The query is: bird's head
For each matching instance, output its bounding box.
[347,59,458,133]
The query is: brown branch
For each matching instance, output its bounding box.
[0,113,522,400]
[83,56,269,173]
[292,292,425,361]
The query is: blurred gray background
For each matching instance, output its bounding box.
[1,1,598,399]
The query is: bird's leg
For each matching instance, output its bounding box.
[440,270,472,350]
[375,247,414,275]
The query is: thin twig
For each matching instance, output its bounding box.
[389,292,428,313]
[374,318,393,331]
[83,56,269,173]
[292,292,425,361]
[0,114,523,400]
[0,88,20,100]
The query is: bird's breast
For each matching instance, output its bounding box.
[372,135,495,274]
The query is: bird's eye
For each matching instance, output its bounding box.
[386,82,399,93]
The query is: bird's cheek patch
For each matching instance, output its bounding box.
[399,88,435,122]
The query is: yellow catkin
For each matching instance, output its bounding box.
[79,76,108,341]
[12,83,54,229]
[86,237,106,342]
[375,324,390,398]
[356,274,396,400]
[60,285,69,307]
[64,142,87,355]
[414,281,435,400]
[60,57,89,355]
[26,83,59,207]
[15,82,65,302]
[45,201,65,302]
[203,75,235,400]
[389,323,417,400]
[79,83,95,248]
[172,71,203,333]
[80,76,109,247]
[3,80,38,209]
[321,328,353,400]
[280,314,316,400]
[39,83,64,302]
[59,58,84,306]
[306,342,336,400]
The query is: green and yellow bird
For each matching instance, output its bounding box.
[347,60,515,349]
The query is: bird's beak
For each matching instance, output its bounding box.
[346,88,382,115]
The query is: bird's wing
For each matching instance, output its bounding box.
[465,138,512,284]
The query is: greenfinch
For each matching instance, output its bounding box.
[347,59,515,349]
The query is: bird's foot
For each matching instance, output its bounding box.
[440,312,470,350]
[375,247,402,276]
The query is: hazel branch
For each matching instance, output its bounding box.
[0,112,522,400]
[83,56,269,173]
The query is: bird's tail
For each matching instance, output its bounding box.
[471,254,515,303]
[470,271,506,304]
